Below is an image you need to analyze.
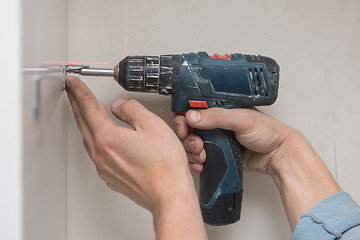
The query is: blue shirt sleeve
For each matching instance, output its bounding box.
[292,192,360,240]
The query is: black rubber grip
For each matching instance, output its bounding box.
[199,141,228,204]
[196,128,243,226]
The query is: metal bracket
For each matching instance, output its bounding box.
[62,65,68,89]
[23,64,86,118]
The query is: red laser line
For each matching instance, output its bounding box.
[125,0,128,56]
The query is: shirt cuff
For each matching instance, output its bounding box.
[292,192,360,240]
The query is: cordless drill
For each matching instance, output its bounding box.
[68,52,280,226]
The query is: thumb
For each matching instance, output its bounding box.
[185,108,257,133]
[111,99,151,129]
[186,107,291,154]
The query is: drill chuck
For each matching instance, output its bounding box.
[117,55,180,95]
[69,55,181,96]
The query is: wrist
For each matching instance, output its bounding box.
[151,172,196,217]
[267,129,341,230]
[152,173,207,240]
[268,130,308,181]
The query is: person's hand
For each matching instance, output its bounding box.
[173,107,341,230]
[173,108,292,176]
[66,76,192,211]
[66,77,207,239]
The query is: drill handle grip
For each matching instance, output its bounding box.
[196,128,243,226]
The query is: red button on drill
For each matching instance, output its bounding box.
[189,100,208,108]
[209,53,231,59]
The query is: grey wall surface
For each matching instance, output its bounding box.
[66,0,360,239]
[22,0,68,239]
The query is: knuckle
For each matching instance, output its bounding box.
[172,121,180,133]
[77,90,92,104]
[97,169,106,182]
[81,102,100,118]
[185,134,203,153]
[97,170,107,182]
[194,137,204,153]
[172,114,185,126]
[172,116,179,126]
[89,149,98,161]
[146,118,166,134]
[82,139,90,152]
[191,163,203,173]
[173,124,180,135]
[181,138,187,145]
[94,133,111,153]
[185,134,196,142]
[198,149,206,163]
[238,109,262,132]
[74,116,82,128]
[186,152,194,163]
[207,108,224,125]
[89,151,103,167]
[74,113,81,122]
[119,99,141,113]
[189,163,196,173]
[106,182,118,192]
[182,139,192,152]
[239,110,255,128]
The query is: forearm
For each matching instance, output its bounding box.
[269,130,341,230]
[152,174,208,240]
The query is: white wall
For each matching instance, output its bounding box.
[65,0,360,239]
[0,0,22,239]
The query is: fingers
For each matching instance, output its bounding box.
[66,86,96,150]
[189,163,203,174]
[173,114,206,174]
[173,113,189,140]
[111,99,154,130]
[185,108,256,133]
[185,108,291,153]
[182,134,203,154]
[182,134,206,173]
[66,77,127,170]
[66,76,115,134]
[187,149,206,163]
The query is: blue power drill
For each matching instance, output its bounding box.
[68,52,280,226]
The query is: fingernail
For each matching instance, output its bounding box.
[190,111,201,123]
[112,99,126,108]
